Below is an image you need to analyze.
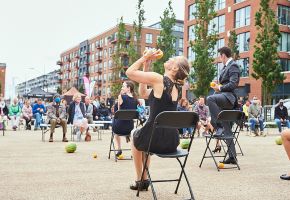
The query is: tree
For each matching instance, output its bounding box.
[78,84,84,94]
[111,17,128,97]
[252,0,284,105]
[56,86,62,94]
[228,30,240,61]
[153,0,176,74]
[190,0,218,97]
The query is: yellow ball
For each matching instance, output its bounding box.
[210,82,216,87]
[218,163,225,169]
[118,154,124,160]
[93,153,97,159]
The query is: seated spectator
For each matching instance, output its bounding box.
[0,97,9,130]
[61,99,68,119]
[32,98,46,130]
[275,99,290,133]
[112,81,138,157]
[84,96,95,136]
[178,98,193,138]
[46,95,68,142]
[97,99,112,129]
[9,98,21,131]
[281,129,290,180]
[137,99,147,126]
[248,97,264,136]
[194,96,213,137]
[242,100,250,131]
[106,93,115,111]
[68,93,89,141]
[22,99,33,130]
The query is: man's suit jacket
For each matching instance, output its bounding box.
[46,103,67,124]
[218,60,240,106]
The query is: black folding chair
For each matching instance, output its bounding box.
[108,110,139,162]
[137,111,199,200]
[199,110,244,171]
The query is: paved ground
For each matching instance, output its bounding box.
[0,127,289,200]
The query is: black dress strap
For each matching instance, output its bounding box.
[163,76,182,101]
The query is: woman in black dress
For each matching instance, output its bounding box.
[112,81,138,157]
[126,50,190,191]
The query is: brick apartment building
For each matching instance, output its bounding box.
[0,63,6,97]
[57,21,184,97]
[184,0,290,103]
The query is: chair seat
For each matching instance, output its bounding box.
[204,134,234,140]
[154,149,188,158]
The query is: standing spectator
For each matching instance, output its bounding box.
[22,99,33,130]
[178,98,193,138]
[9,98,21,131]
[242,100,251,131]
[46,95,68,142]
[106,93,115,111]
[32,98,46,130]
[112,81,138,157]
[275,99,290,133]
[194,96,213,137]
[248,97,264,136]
[0,97,9,130]
[67,93,89,141]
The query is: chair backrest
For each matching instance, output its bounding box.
[153,111,199,129]
[114,110,139,120]
[217,110,244,122]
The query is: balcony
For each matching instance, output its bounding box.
[96,56,102,62]
[58,79,62,83]
[97,80,102,86]
[75,65,79,70]
[67,78,71,82]
[57,70,62,75]
[96,44,103,50]
[85,62,90,66]
[97,68,102,74]
[75,54,80,59]
[85,51,90,55]
[67,58,71,62]
[57,61,63,66]
[66,68,71,72]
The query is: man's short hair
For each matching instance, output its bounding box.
[218,46,232,58]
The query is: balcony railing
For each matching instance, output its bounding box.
[57,61,63,66]
[96,56,102,62]
[96,44,103,50]
[97,80,102,86]
[85,51,90,55]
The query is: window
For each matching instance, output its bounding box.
[237,32,250,53]
[178,38,183,48]
[278,5,290,26]
[172,25,183,32]
[187,47,195,62]
[214,38,225,57]
[178,50,183,56]
[188,25,195,41]
[236,57,249,77]
[209,15,225,34]
[235,6,251,28]
[215,0,226,11]
[280,59,290,72]
[234,0,245,3]
[145,34,153,44]
[188,4,196,20]
[278,32,290,52]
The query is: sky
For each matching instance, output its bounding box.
[0,0,185,98]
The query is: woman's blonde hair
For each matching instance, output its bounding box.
[174,56,190,86]
[73,93,82,101]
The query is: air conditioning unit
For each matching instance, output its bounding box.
[287,51,290,56]
[288,25,290,29]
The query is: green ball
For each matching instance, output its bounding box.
[65,143,77,153]
[180,139,190,149]
[275,136,283,145]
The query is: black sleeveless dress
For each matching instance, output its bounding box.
[112,95,137,136]
[133,76,181,154]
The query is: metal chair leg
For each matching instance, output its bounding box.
[108,131,114,159]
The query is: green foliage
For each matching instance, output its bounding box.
[153,0,176,74]
[228,30,240,61]
[56,86,62,95]
[190,0,218,97]
[133,0,145,57]
[110,83,122,98]
[78,84,84,94]
[252,0,284,105]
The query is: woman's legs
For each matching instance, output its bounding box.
[114,135,122,151]
[131,141,150,181]
[282,129,290,160]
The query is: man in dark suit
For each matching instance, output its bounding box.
[207,47,240,164]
